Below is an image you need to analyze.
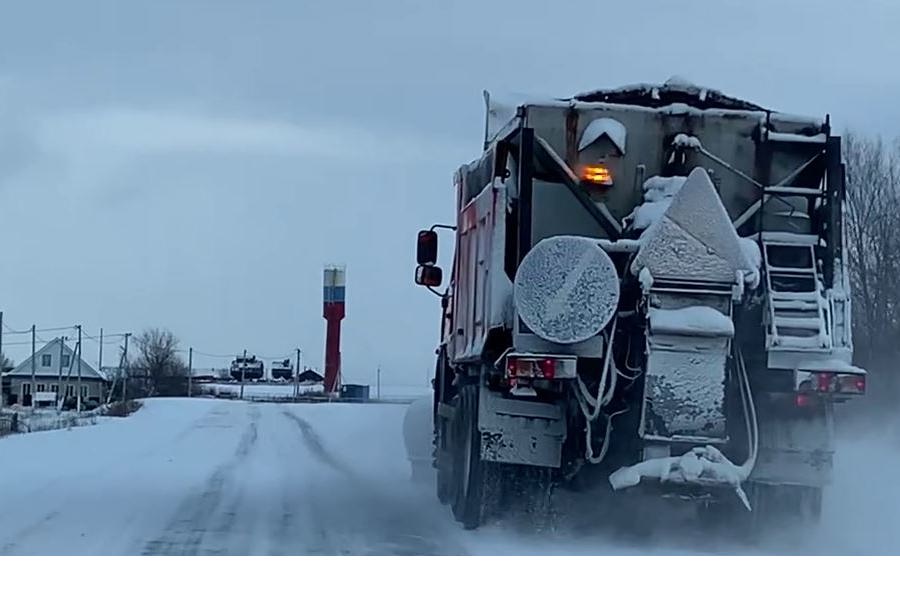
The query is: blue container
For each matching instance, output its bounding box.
[340,384,370,401]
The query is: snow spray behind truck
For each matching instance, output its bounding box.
[412,78,866,530]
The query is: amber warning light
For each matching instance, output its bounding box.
[580,163,613,186]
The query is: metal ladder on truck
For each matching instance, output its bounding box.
[747,117,835,369]
[761,233,830,350]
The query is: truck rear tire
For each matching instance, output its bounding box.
[451,382,501,530]
[433,352,454,505]
[505,465,556,532]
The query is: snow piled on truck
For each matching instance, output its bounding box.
[578,117,627,154]
[649,306,734,337]
[631,168,757,285]
[628,175,686,232]
[609,445,751,510]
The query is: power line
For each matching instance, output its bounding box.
[191,350,237,359]
[2,323,76,335]
[81,331,128,343]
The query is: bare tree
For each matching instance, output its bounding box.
[132,328,189,397]
[844,133,900,373]
[0,353,13,373]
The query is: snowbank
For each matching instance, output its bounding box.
[202,383,323,399]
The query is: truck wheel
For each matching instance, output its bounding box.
[506,465,556,533]
[451,382,501,530]
[433,353,454,505]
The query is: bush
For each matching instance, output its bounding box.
[105,399,143,417]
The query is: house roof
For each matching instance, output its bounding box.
[9,338,107,381]
[297,369,324,383]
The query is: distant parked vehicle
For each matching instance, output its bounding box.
[271,359,294,381]
[230,356,264,381]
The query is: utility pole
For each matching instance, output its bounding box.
[121,333,130,405]
[377,365,381,401]
[294,348,301,399]
[57,335,64,410]
[30,325,36,408]
[98,327,104,370]
[76,326,82,412]
[240,349,246,400]
[188,347,193,398]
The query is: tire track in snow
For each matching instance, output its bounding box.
[268,415,335,555]
[279,408,465,555]
[0,511,60,555]
[280,411,355,477]
[141,405,260,555]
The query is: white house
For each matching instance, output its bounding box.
[3,338,107,408]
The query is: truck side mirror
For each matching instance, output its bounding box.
[416,230,438,265]
[415,264,443,287]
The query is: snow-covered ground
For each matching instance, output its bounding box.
[199,383,431,403]
[201,383,323,399]
[0,397,897,555]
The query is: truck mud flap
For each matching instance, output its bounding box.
[477,391,565,468]
[751,403,834,487]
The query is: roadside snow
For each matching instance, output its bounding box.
[202,383,323,398]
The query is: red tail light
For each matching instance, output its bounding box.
[816,372,834,393]
[838,373,866,394]
[539,358,555,379]
[795,393,813,408]
[796,369,866,397]
[505,354,575,381]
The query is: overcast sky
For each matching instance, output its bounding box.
[0,0,898,385]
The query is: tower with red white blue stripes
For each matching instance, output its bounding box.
[323,266,346,395]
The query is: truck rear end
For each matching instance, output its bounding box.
[413,78,864,530]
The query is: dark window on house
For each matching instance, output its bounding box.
[51,385,59,393]
[80,385,88,398]
[65,385,74,397]
[23,383,31,396]
[62,355,70,368]
[42,354,52,367]
[37,384,46,392]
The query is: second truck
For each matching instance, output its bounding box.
[413,78,866,531]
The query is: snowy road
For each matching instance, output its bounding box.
[0,399,464,555]
[0,398,897,555]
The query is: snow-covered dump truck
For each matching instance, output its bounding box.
[230,355,264,381]
[271,359,294,381]
[413,78,866,530]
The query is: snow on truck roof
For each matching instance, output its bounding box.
[484,77,824,144]
[570,77,765,111]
